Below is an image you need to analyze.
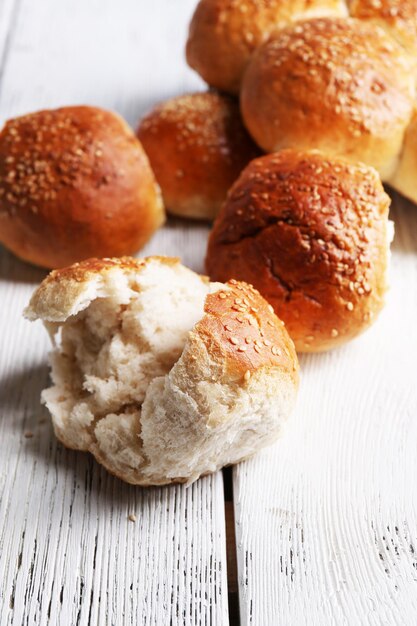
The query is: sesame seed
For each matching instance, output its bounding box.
[346,302,354,311]
[271,346,281,356]
[244,370,251,382]
[331,329,339,337]
[237,346,247,352]
[229,337,239,345]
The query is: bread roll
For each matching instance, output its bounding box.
[350,0,417,62]
[186,0,347,94]
[206,150,392,352]
[0,106,164,269]
[390,109,417,204]
[24,256,298,485]
[137,92,260,220]
[241,18,415,180]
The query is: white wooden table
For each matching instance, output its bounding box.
[0,2,416,624]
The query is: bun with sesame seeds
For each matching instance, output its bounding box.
[24,255,299,485]
[137,92,260,220]
[0,106,165,269]
[206,150,393,352]
[186,0,347,94]
[240,18,415,180]
[349,0,417,63]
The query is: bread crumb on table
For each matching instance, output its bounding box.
[128,513,137,523]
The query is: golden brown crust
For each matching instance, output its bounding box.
[0,106,165,269]
[197,280,298,380]
[241,18,415,179]
[186,0,347,94]
[349,0,417,60]
[137,92,260,220]
[206,150,391,352]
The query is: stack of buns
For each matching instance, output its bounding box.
[186,0,417,204]
[12,0,417,484]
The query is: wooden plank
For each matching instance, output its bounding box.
[0,0,229,623]
[234,193,417,625]
[0,0,204,126]
[0,0,19,73]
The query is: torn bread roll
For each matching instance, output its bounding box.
[137,92,260,220]
[24,256,299,485]
[206,150,393,352]
[0,106,165,269]
[186,0,347,94]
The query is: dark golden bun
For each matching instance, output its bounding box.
[350,0,417,62]
[0,106,165,269]
[206,150,392,352]
[241,18,415,180]
[137,92,260,220]
[186,0,347,94]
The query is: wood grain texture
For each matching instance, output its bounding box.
[0,1,228,624]
[234,193,417,626]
